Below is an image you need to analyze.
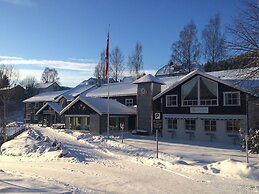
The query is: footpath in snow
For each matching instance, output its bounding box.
[0,125,259,193]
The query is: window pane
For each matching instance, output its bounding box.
[200,77,218,100]
[166,95,177,106]
[204,120,216,132]
[168,119,177,129]
[185,119,195,130]
[182,77,198,101]
[125,99,133,106]
[211,120,216,131]
[226,120,240,133]
[224,92,240,105]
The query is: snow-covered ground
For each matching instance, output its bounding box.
[0,125,259,193]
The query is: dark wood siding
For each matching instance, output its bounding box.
[108,95,137,106]
[154,75,249,115]
[64,100,98,115]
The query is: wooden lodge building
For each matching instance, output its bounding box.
[23,69,259,144]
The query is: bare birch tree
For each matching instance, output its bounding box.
[110,47,124,82]
[202,14,226,71]
[171,21,200,73]
[128,42,143,77]
[41,67,60,83]
[227,0,259,77]
[20,76,38,98]
[0,65,18,142]
[94,50,106,80]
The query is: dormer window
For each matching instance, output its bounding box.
[182,76,218,106]
[125,98,134,106]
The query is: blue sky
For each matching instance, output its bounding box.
[0,0,242,87]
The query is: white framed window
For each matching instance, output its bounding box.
[204,119,216,132]
[226,120,240,133]
[224,92,240,106]
[167,118,177,129]
[125,98,134,106]
[185,119,196,130]
[166,95,178,107]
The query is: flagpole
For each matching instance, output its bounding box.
[107,66,110,136]
[106,25,110,137]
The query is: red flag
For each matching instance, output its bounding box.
[105,31,109,76]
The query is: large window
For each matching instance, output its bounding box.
[224,92,240,106]
[125,98,134,106]
[185,119,196,130]
[166,95,178,107]
[168,118,177,129]
[204,120,216,132]
[226,120,240,133]
[182,76,218,106]
[182,76,198,105]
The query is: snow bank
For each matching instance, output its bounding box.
[4,126,259,182]
[205,159,259,180]
[60,131,194,172]
[1,129,68,160]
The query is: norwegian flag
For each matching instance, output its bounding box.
[105,31,109,76]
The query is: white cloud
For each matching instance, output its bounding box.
[0,0,36,6]
[18,69,42,80]
[0,58,97,72]
[3,56,158,87]
[67,57,95,63]
[59,72,93,87]
[0,56,24,60]
[2,56,97,87]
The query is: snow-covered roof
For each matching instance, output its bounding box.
[23,90,68,103]
[61,95,136,115]
[86,82,137,98]
[153,70,256,100]
[0,84,24,91]
[23,68,259,104]
[36,102,63,115]
[133,74,165,85]
[207,68,259,80]
[79,77,97,85]
[56,84,95,102]
[121,76,137,83]
[35,82,60,89]
[155,64,189,77]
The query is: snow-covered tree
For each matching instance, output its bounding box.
[241,128,259,154]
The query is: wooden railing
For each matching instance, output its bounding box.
[0,125,29,147]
